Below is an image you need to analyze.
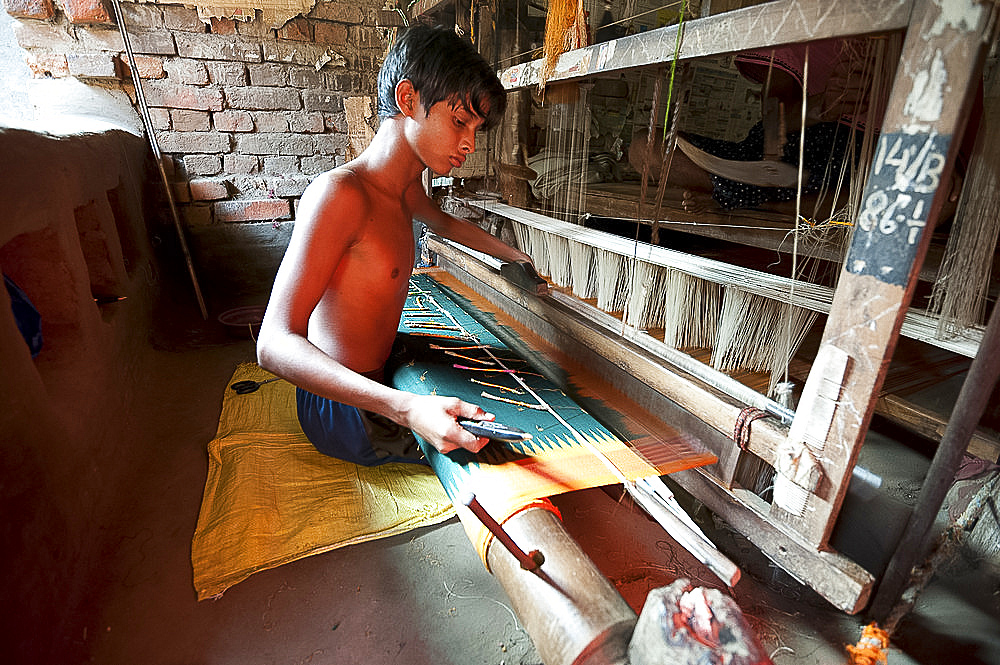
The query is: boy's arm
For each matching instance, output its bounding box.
[409,185,532,265]
[256,174,490,455]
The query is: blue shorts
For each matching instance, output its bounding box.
[296,387,427,467]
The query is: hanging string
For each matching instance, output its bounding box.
[784,44,809,388]
[625,1,687,334]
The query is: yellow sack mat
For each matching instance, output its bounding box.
[191,363,455,600]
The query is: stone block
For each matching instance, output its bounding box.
[25,52,69,78]
[214,199,291,223]
[162,5,203,32]
[235,132,314,156]
[270,175,310,198]
[175,32,261,62]
[248,62,287,86]
[252,111,289,132]
[67,52,119,78]
[301,154,337,174]
[121,3,162,28]
[183,153,223,175]
[128,30,176,55]
[147,106,171,130]
[164,58,209,85]
[64,0,111,24]
[224,153,258,174]
[313,133,349,156]
[171,109,211,131]
[287,65,322,88]
[144,80,223,110]
[263,155,298,174]
[5,0,55,20]
[205,60,245,85]
[225,85,300,111]
[156,130,230,154]
[302,88,343,113]
[289,112,324,133]
[262,39,344,68]
[213,109,253,132]
[13,20,76,49]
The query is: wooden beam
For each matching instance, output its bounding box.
[498,0,913,90]
[409,0,452,19]
[780,0,993,548]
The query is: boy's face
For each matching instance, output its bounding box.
[407,94,488,176]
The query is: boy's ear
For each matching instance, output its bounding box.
[395,79,418,117]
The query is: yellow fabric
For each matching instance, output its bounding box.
[191,363,455,600]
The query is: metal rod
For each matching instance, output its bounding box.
[111,0,209,320]
[461,491,544,571]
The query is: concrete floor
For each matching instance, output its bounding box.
[57,300,998,665]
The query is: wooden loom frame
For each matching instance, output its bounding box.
[415,0,999,615]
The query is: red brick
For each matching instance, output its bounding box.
[171,109,211,131]
[63,0,111,24]
[210,17,236,35]
[143,80,224,110]
[25,52,69,78]
[189,179,229,201]
[314,21,348,46]
[224,86,300,111]
[5,0,54,19]
[122,55,165,79]
[213,110,253,132]
[277,17,311,41]
[214,198,291,222]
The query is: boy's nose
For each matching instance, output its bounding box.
[460,131,475,154]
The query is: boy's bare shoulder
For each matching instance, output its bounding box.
[302,166,372,212]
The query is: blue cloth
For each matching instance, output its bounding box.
[4,274,42,357]
[296,387,426,467]
[684,121,863,210]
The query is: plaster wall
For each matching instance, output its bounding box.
[0,126,157,662]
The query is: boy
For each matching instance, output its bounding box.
[256,25,534,466]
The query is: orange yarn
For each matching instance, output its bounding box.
[846,622,890,665]
[540,0,589,89]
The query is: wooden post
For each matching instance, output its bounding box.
[771,0,994,548]
[869,277,1000,618]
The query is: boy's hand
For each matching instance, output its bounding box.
[403,393,494,455]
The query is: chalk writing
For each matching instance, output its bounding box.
[846,131,951,286]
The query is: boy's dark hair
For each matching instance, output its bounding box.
[377,25,507,131]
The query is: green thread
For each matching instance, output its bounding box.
[663,0,687,141]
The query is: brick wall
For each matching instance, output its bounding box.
[6,0,393,309]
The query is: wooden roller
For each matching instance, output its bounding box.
[485,506,636,665]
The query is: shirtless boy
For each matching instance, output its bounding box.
[256,25,533,466]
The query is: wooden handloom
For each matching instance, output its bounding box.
[415,0,1000,618]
